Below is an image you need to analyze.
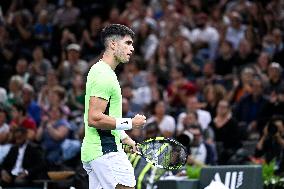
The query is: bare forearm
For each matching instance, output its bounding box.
[256,136,265,150]
[88,112,116,130]
[275,135,284,148]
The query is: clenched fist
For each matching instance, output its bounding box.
[132,114,146,129]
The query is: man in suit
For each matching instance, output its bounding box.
[0,127,46,187]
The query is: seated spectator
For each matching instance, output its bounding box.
[167,66,197,115]
[80,16,104,60]
[28,46,52,92]
[40,85,70,119]
[177,95,212,133]
[210,99,242,164]
[258,86,284,134]
[0,88,7,104]
[229,66,254,103]
[57,43,88,88]
[225,11,246,50]
[146,100,176,138]
[38,70,59,108]
[36,105,70,166]
[234,76,268,134]
[33,10,53,50]
[15,58,30,84]
[255,116,284,172]
[7,75,24,105]
[177,125,217,166]
[0,127,46,187]
[0,106,11,165]
[52,0,80,29]
[264,62,284,95]
[67,73,85,112]
[22,84,41,126]
[214,40,236,77]
[203,84,227,118]
[10,102,37,142]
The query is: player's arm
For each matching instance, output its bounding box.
[88,96,146,130]
[88,96,116,130]
[121,130,137,152]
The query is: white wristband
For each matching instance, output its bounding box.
[116,118,132,130]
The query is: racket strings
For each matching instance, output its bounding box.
[141,141,187,169]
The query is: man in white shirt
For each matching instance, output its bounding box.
[0,127,46,187]
[177,95,212,133]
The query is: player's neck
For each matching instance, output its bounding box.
[101,51,119,70]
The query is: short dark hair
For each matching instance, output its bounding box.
[101,24,135,46]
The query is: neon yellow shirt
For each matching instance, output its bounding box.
[81,60,123,162]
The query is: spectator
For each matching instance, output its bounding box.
[80,16,104,60]
[203,84,227,118]
[167,66,197,114]
[33,9,53,50]
[52,0,80,29]
[58,43,88,88]
[190,12,220,60]
[15,58,30,84]
[0,22,15,88]
[255,116,284,171]
[9,102,37,142]
[22,84,41,126]
[210,99,242,164]
[253,52,270,83]
[132,71,164,109]
[28,46,52,91]
[225,11,246,50]
[147,100,176,138]
[67,73,85,112]
[0,106,11,165]
[233,39,257,70]
[177,95,212,133]
[37,70,59,109]
[258,86,284,134]
[0,127,46,187]
[234,76,268,134]
[229,66,255,103]
[7,75,24,105]
[214,40,236,77]
[36,105,70,166]
[264,62,284,95]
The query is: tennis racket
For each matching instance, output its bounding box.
[123,137,188,170]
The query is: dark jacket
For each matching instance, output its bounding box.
[1,142,46,180]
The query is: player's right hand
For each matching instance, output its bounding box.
[132,114,146,129]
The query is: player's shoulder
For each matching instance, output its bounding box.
[89,61,112,75]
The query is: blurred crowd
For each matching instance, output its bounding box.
[0,0,284,187]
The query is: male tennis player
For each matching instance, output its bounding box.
[81,24,147,189]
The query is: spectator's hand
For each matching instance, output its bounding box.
[263,126,268,138]
[132,114,146,129]
[17,171,28,179]
[1,170,12,183]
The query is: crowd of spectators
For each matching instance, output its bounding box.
[0,0,284,187]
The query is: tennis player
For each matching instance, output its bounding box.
[81,24,147,189]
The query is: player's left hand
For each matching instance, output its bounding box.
[122,136,137,153]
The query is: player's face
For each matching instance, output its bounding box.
[114,35,134,63]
